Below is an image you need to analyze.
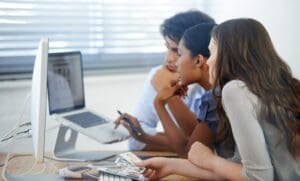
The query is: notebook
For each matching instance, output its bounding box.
[47,51,129,143]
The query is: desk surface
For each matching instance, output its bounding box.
[0,152,197,180]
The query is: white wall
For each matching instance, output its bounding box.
[198,0,300,78]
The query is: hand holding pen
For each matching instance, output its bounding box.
[114,110,144,138]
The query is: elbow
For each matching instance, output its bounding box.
[172,140,189,157]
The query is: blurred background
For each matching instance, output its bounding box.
[0,0,299,152]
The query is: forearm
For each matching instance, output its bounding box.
[143,143,172,152]
[141,133,171,149]
[168,96,197,136]
[169,158,221,180]
[154,99,188,155]
[206,156,244,181]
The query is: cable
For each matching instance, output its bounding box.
[1,128,31,142]
[2,93,31,180]
[0,122,31,142]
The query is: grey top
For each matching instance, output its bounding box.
[222,80,300,181]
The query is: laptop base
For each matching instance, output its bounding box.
[53,124,115,161]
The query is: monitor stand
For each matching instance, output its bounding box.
[53,124,115,161]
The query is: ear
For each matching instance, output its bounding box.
[195,55,207,69]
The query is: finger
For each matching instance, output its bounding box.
[148,170,157,180]
[123,113,140,127]
[143,168,154,178]
[120,121,134,134]
[114,117,122,129]
[170,79,180,87]
[136,159,154,168]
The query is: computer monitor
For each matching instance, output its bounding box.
[30,38,49,163]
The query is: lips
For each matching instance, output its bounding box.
[166,64,177,72]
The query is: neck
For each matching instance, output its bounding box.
[199,80,212,91]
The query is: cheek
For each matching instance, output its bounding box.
[178,60,188,82]
[208,58,216,83]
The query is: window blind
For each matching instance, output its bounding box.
[0,0,207,75]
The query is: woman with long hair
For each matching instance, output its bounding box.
[138,18,300,180]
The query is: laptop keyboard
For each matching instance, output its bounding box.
[99,172,131,181]
[64,112,107,128]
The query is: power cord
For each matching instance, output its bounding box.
[0,122,31,143]
[2,93,31,180]
[0,128,31,142]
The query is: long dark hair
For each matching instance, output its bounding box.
[211,18,300,156]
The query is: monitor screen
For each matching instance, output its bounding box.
[47,52,85,114]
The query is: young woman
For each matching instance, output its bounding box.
[138,18,300,180]
[116,23,220,157]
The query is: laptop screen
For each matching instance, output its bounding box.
[47,51,85,114]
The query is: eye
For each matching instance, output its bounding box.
[171,48,178,53]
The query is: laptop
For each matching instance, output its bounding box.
[47,51,129,143]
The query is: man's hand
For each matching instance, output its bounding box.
[114,112,146,141]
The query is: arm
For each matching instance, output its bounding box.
[221,80,273,180]
[142,133,172,151]
[152,66,198,136]
[137,157,222,180]
[189,80,274,180]
[154,98,188,156]
[167,96,198,136]
[154,83,215,156]
[188,142,244,180]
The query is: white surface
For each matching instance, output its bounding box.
[31,38,48,161]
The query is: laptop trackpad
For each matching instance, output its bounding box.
[64,112,107,128]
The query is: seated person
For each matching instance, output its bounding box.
[115,23,219,157]
[123,10,215,151]
[138,18,300,180]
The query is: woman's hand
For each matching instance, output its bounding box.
[154,80,188,105]
[151,66,179,92]
[114,112,146,141]
[188,142,216,170]
[136,157,174,180]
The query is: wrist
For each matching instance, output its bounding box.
[210,155,221,173]
[167,158,177,174]
[168,95,181,105]
[140,133,151,143]
[154,96,166,107]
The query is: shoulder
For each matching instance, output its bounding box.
[222,80,258,114]
[222,80,246,96]
[222,80,249,102]
[148,65,163,78]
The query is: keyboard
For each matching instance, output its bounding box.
[99,172,131,181]
[64,112,107,128]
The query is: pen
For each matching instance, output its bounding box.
[117,110,142,136]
